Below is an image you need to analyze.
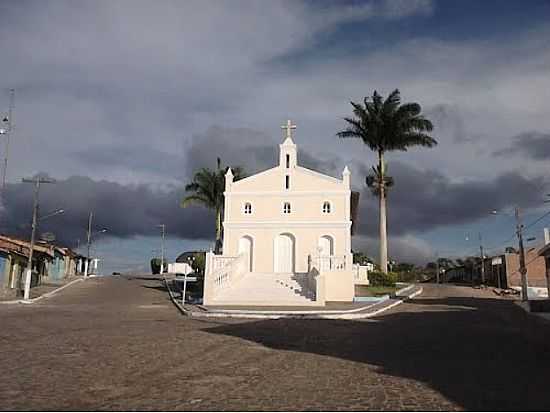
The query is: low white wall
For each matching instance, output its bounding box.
[511,286,549,300]
[167,262,193,274]
[323,270,354,302]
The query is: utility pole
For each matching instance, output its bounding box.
[158,224,166,275]
[1,89,14,191]
[21,176,56,300]
[85,212,93,277]
[479,232,485,286]
[435,251,440,284]
[515,207,529,302]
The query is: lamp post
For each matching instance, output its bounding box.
[157,224,166,275]
[84,211,107,277]
[1,89,15,192]
[21,176,57,299]
[492,208,531,301]
[183,255,195,305]
[478,232,486,286]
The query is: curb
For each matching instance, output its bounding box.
[514,300,550,325]
[165,280,422,320]
[164,278,191,316]
[0,278,85,305]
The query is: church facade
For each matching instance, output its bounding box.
[203,121,364,306]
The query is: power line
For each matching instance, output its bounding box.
[483,208,550,254]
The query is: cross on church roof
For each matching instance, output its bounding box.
[281,119,297,141]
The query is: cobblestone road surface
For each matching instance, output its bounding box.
[1,277,549,411]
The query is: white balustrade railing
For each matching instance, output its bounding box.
[352,264,370,285]
[211,255,238,271]
[206,253,248,301]
[313,255,347,272]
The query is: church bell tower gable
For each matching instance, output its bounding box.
[279,119,297,169]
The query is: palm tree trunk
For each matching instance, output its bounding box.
[215,208,222,254]
[378,151,388,273]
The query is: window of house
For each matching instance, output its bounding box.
[283,202,291,214]
[286,154,290,168]
[244,202,252,214]
[285,175,290,190]
[322,201,331,214]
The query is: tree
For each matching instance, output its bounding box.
[337,89,437,273]
[181,158,244,254]
[191,252,206,275]
[150,257,167,274]
[394,262,415,273]
[437,257,455,270]
[352,250,375,265]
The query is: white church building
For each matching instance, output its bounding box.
[203,120,369,306]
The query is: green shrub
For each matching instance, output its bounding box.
[395,271,420,283]
[369,271,397,287]
[150,257,167,274]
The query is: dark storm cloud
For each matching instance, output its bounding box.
[0,126,348,248]
[73,143,185,180]
[425,104,470,143]
[354,162,547,237]
[184,126,277,176]
[185,126,342,178]
[0,176,213,247]
[1,155,545,250]
[493,131,550,160]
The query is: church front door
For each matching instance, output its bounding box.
[274,233,295,273]
[238,236,253,272]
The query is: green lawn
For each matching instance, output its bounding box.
[355,285,399,297]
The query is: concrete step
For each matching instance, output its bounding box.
[214,272,315,304]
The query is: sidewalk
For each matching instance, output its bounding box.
[164,278,423,320]
[0,276,84,304]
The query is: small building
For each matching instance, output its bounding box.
[536,243,550,298]
[0,235,54,294]
[0,234,80,296]
[481,247,547,291]
[176,251,203,264]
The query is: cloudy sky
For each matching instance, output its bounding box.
[1,0,550,272]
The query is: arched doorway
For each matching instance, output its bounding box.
[274,233,295,273]
[318,235,334,271]
[238,235,254,272]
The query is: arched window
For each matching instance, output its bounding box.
[283,202,291,214]
[244,202,252,214]
[322,201,331,214]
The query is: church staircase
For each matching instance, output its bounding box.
[209,272,317,306]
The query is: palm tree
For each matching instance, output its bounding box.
[337,89,437,273]
[365,163,394,196]
[182,158,244,254]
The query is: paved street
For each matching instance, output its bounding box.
[1,277,549,411]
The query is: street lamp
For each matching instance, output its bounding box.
[21,176,57,300]
[84,210,108,277]
[156,224,166,275]
[87,229,107,276]
[39,208,65,221]
[491,208,529,301]
[183,255,196,305]
[464,232,486,286]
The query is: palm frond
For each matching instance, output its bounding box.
[181,194,211,208]
[337,89,437,155]
[402,132,438,148]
